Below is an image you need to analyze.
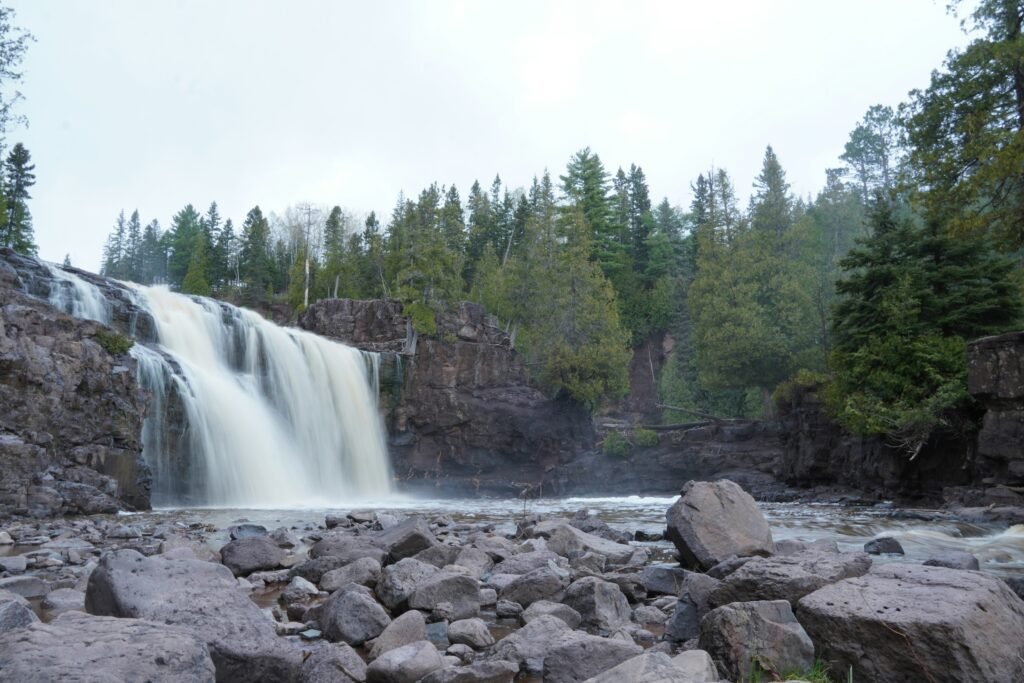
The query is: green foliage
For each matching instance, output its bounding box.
[772,368,830,405]
[0,142,35,254]
[94,329,134,356]
[404,301,437,335]
[180,232,211,296]
[633,427,658,448]
[602,431,630,457]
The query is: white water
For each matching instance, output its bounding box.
[44,262,111,323]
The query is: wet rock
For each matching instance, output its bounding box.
[0,611,216,682]
[321,556,382,592]
[0,574,47,598]
[700,600,814,683]
[563,576,631,632]
[492,550,567,575]
[366,639,444,683]
[420,660,519,683]
[923,550,980,570]
[671,649,720,682]
[448,617,495,649]
[798,563,1024,683]
[322,585,392,646]
[665,479,774,571]
[521,599,582,628]
[300,641,367,683]
[85,548,300,681]
[374,516,439,562]
[541,633,642,683]
[486,613,573,672]
[369,609,427,660]
[863,536,904,554]
[0,590,38,633]
[638,564,688,596]
[581,651,704,683]
[229,523,268,540]
[408,571,481,620]
[709,550,872,607]
[376,557,439,611]
[498,565,568,608]
[220,536,285,577]
[569,511,632,544]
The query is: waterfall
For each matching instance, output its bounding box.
[44,262,111,324]
[39,263,393,507]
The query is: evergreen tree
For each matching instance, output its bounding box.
[181,232,211,296]
[0,141,34,253]
[62,253,70,267]
[140,219,164,284]
[749,146,793,236]
[238,206,274,305]
[101,210,127,278]
[166,204,203,287]
[124,210,142,281]
[216,218,237,288]
[841,105,901,203]
[0,8,33,150]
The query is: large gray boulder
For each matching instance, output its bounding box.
[366,639,444,683]
[491,550,567,575]
[322,585,392,646]
[320,556,382,592]
[309,533,388,565]
[542,522,635,565]
[521,599,582,628]
[0,611,216,682]
[541,633,642,683]
[582,651,713,683]
[369,609,427,660]
[219,536,285,577]
[563,576,631,633]
[373,516,439,562]
[298,641,367,683]
[665,479,774,571]
[85,548,301,682]
[0,589,38,633]
[376,557,439,611]
[638,564,689,596]
[498,565,568,608]
[486,613,573,673]
[452,546,494,579]
[798,563,1024,683]
[709,550,872,607]
[420,660,519,683]
[407,571,481,620]
[448,617,495,649]
[699,599,813,683]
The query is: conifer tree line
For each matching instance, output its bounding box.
[0,6,36,256]
[98,0,1022,454]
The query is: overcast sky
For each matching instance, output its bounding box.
[10,0,970,271]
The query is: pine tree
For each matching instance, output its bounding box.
[238,206,274,305]
[140,219,164,284]
[750,146,793,236]
[0,142,35,254]
[166,204,203,287]
[124,210,142,281]
[101,211,127,278]
[181,232,211,296]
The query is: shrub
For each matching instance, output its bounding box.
[602,431,630,457]
[94,329,134,356]
[633,427,659,448]
[404,302,437,335]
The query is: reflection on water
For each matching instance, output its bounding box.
[131,496,1024,577]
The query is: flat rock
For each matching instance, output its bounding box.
[709,550,872,606]
[0,574,47,598]
[798,563,1024,683]
[543,522,635,565]
[0,611,216,682]
[491,550,567,575]
[309,533,388,565]
[220,536,285,577]
[638,564,689,596]
[923,550,980,570]
[700,599,813,682]
[665,479,774,571]
[41,587,86,613]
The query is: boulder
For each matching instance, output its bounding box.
[448,617,495,649]
[563,576,631,633]
[492,550,568,575]
[280,576,319,604]
[541,633,642,683]
[863,536,904,555]
[321,556,382,592]
[374,516,439,562]
[453,546,494,579]
[923,551,980,570]
[671,649,720,682]
[0,574,47,598]
[269,526,301,549]
[299,641,367,683]
[309,533,388,565]
[85,549,301,681]
[700,600,814,683]
[376,557,439,611]
[0,611,216,682]
[664,571,723,642]
[498,566,568,608]
[366,640,444,683]
[407,571,481,620]
[0,590,38,633]
[544,522,635,565]
[582,651,711,683]
[369,609,427,660]
[291,556,350,584]
[219,536,285,577]
[420,660,519,683]
[603,571,646,603]
[229,523,268,540]
[521,599,582,628]
[41,587,86,614]
[709,550,872,606]
[486,613,573,672]
[631,605,667,626]
[665,479,774,571]
[638,564,689,596]
[322,585,392,646]
[798,563,1024,683]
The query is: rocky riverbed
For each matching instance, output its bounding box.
[2,479,1024,682]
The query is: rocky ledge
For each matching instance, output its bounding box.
[2,478,1022,682]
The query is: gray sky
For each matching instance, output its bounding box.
[10,0,969,271]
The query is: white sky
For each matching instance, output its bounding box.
[9,0,970,271]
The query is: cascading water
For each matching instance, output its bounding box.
[39,262,393,507]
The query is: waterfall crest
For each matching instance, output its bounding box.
[44,262,393,507]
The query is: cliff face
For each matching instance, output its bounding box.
[0,249,150,516]
[299,299,595,496]
[968,331,1024,485]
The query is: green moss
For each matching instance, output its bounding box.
[772,368,830,405]
[94,329,134,356]
[633,427,659,448]
[602,431,631,457]
[404,302,437,335]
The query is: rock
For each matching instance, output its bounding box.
[700,600,814,683]
[665,479,774,571]
[420,660,519,683]
[705,555,751,579]
[665,571,723,642]
[486,613,573,672]
[321,556,382,592]
[498,566,568,608]
[366,640,444,683]
[291,556,350,584]
[709,550,872,606]
[0,611,216,681]
[603,571,646,603]
[542,522,635,565]
[85,548,300,681]
[369,609,427,660]
[269,526,300,549]
[638,564,689,596]
[0,590,38,633]
[324,514,346,529]
[0,575,47,598]
[495,599,522,618]
[321,585,391,646]
[0,531,12,544]
[798,563,1024,682]
[923,550,980,570]
[299,641,367,683]
[281,575,319,603]
[453,546,494,578]
[448,617,495,648]
[374,516,439,562]
[408,571,481,620]
[492,550,568,575]
[541,633,642,683]
[220,536,285,577]
[631,605,666,625]
[41,587,85,613]
[582,651,706,683]
[309,534,388,565]
[478,587,497,605]
[521,599,582,628]
[0,554,26,573]
[229,523,268,539]
[864,536,904,554]
[376,557,439,611]
[570,551,606,574]
[563,576,631,632]
[671,649,720,682]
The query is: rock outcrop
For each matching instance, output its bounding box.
[968,331,1024,486]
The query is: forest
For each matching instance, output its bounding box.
[91,0,1024,457]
